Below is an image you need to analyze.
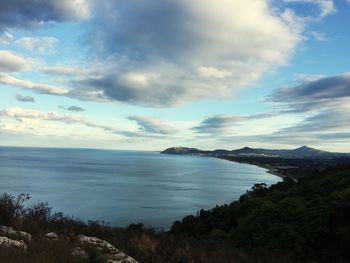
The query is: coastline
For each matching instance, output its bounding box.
[161,152,296,182]
[214,155,290,181]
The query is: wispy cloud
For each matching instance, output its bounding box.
[0,107,83,124]
[284,0,336,19]
[0,32,14,44]
[193,114,274,135]
[128,116,177,135]
[0,73,67,95]
[42,66,87,77]
[15,37,58,54]
[309,31,327,41]
[0,107,174,140]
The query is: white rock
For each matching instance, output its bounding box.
[0,225,32,243]
[76,235,138,263]
[0,236,27,250]
[77,235,116,252]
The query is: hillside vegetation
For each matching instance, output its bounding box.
[171,165,350,262]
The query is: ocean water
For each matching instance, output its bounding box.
[0,147,281,229]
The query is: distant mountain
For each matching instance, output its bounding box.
[161,147,208,155]
[161,146,349,158]
[288,146,330,156]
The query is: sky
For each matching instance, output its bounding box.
[0,0,350,151]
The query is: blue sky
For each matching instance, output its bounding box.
[0,0,350,151]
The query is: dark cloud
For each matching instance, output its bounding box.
[16,94,35,103]
[59,105,85,112]
[270,73,350,112]
[0,0,90,29]
[72,74,191,107]
[90,0,192,61]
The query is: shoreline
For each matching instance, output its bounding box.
[214,155,291,181]
[166,152,298,182]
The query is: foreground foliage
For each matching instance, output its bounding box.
[0,194,290,262]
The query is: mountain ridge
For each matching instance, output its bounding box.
[161,145,349,158]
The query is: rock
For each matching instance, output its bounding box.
[77,235,116,252]
[44,232,59,241]
[0,225,32,243]
[76,235,138,263]
[0,236,27,251]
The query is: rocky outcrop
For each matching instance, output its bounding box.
[0,226,138,262]
[76,235,138,263]
[0,225,32,243]
[0,236,27,250]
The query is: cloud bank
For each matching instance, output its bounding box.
[70,0,303,107]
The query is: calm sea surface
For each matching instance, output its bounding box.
[0,147,281,229]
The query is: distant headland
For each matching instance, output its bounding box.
[161,146,350,180]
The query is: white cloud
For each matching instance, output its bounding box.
[197,66,231,79]
[15,37,58,54]
[0,50,31,72]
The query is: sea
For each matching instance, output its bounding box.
[0,147,281,229]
